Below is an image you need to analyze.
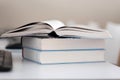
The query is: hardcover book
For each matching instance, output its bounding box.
[23,47,105,64]
[22,37,105,50]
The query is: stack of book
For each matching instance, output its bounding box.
[22,37,105,64]
[0,20,111,64]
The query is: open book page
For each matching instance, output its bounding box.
[1,22,53,37]
[1,20,64,37]
[42,20,65,30]
[5,22,53,33]
[55,26,112,38]
[71,25,103,31]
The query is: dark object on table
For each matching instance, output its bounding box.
[6,43,22,49]
[0,50,12,71]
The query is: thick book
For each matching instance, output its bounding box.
[23,47,105,64]
[22,37,105,50]
[1,20,111,38]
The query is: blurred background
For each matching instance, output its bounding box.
[0,0,120,30]
[0,0,120,65]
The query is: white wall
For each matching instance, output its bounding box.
[0,0,120,33]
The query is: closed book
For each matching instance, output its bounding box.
[22,37,105,50]
[23,47,105,64]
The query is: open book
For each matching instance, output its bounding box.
[1,20,111,38]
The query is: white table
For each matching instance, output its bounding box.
[0,50,120,79]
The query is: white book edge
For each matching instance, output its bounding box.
[22,37,105,50]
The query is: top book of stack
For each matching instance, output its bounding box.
[0,20,111,38]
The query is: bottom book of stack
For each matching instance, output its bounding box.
[23,47,105,64]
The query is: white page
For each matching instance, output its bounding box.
[42,20,65,30]
[69,24,104,31]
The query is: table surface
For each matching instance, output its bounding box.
[0,50,120,79]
